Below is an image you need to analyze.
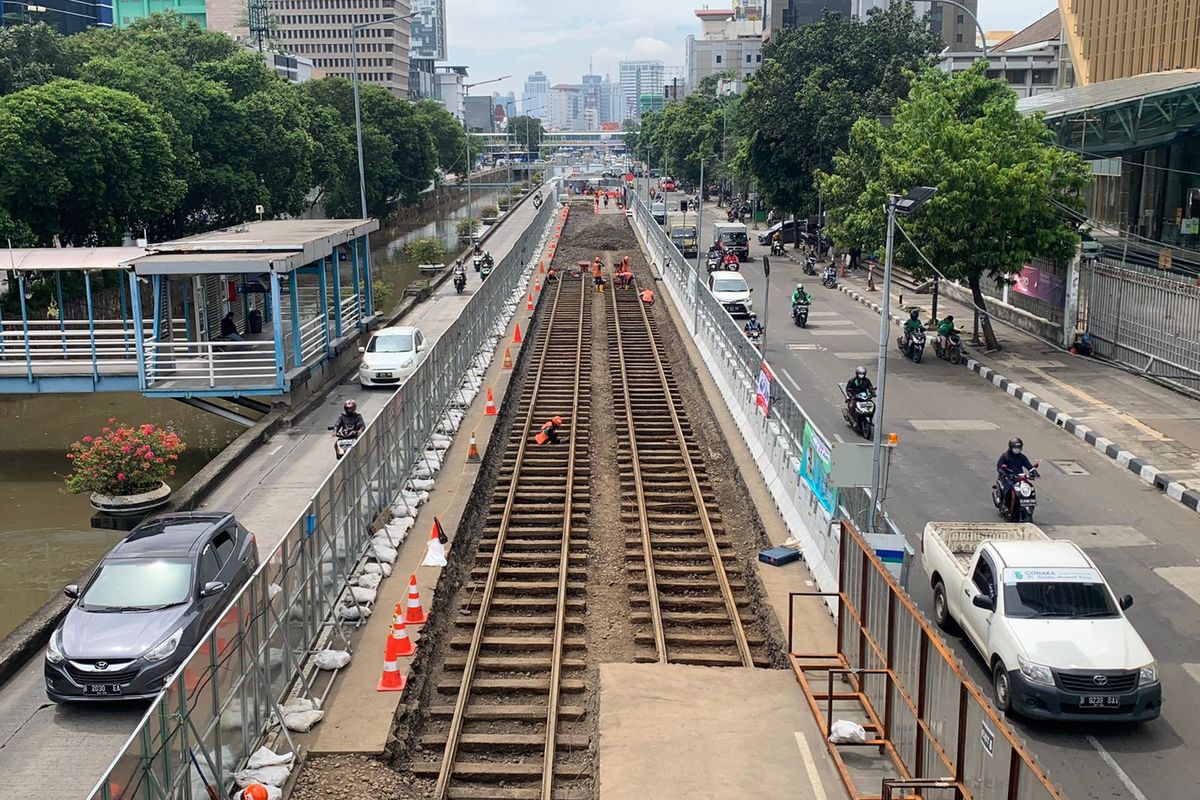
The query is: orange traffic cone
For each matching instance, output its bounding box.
[513,324,523,344]
[376,655,406,692]
[385,616,415,659]
[534,281,541,293]
[466,431,480,462]
[405,573,428,625]
[527,293,534,311]
[503,347,513,369]
[484,388,496,415]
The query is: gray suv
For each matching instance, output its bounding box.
[44,512,258,703]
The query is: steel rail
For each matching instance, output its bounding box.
[606,272,668,662]
[541,275,587,799]
[433,276,579,799]
[620,280,754,667]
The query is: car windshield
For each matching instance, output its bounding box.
[712,278,747,293]
[369,333,414,353]
[81,559,193,611]
[1001,568,1118,619]
[721,232,748,246]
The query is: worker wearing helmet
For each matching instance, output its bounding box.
[242,785,270,800]
[537,415,564,445]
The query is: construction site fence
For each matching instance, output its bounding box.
[87,185,560,800]
[791,520,1061,800]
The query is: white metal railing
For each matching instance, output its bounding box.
[339,293,362,332]
[145,339,278,389]
[0,319,185,366]
[297,315,326,364]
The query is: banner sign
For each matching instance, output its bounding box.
[1012,264,1065,306]
[800,422,836,514]
[755,362,773,417]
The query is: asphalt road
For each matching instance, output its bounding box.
[0,190,549,800]
[664,195,1200,800]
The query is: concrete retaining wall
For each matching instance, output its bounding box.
[937,280,1061,343]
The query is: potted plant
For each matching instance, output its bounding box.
[404,237,447,265]
[481,204,499,224]
[456,218,480,241]
[509,186,523,198]
[497,196,512,211]
[66,419,186,514]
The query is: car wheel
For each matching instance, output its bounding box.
[933,582,957,633]
[993,660,1012,715]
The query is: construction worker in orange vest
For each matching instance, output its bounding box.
[641,288,655,305]
[616,258,633,289]
[537,415,563,445]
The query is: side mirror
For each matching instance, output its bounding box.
[201,581,227,598]
[1119,594,1134,611]
[972,594,996,612]
[358,346,366,354]
[64,584,79,599]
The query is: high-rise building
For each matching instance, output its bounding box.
[597,78,623,126]
[926,1,979,51]
[522,71,551,123]
[1,0,112,32]
[434,65,468,120]
[408,0,446,99]
[686,8,764,91]
[619,60,664,122]
[548,84,582,131]
[268,0,413,97]
[464,95,494,133]
[1059,0,1200,85]
[940,10,1065,99]
[764,0,850,34]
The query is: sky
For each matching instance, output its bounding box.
[444,0,1062,100]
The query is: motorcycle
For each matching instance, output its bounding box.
[722,254,742,272]
[897,329,926,363]
[480,264,493,281]
[705,251,723,273]
[934,331,964,365]
[822,265,838,289]
[472,254,486,272]
[803,256,818,276]
[992,466,1040,522]
[792,300,809,328]
[453,271,467,294]
[330,427,360,460]
[770,240,785,257]
[840,385,876,440]
[744,326,763,349]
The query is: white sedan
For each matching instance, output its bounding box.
[358,325,428,387]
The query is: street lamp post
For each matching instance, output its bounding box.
[867,186,937,533]
[351,11,418,218]
[463,75,511,246]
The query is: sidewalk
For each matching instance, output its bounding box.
[835,266,1200,514]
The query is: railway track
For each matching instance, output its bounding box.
[608,274,769,668]
[413,274,592,800]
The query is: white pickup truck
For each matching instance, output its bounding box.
[922,522,1160,721]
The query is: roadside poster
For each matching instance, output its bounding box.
[755,362,773,417]
[800,422,836,514]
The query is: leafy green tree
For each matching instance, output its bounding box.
[413,99,468,172]
[507,115,544,152]
[0,23,78,95]
[404,237,447,264]
[820,64,1090,350]
[0,79,184,245]
[739,5,940,220]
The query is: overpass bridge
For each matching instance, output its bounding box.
[477,130,628,152]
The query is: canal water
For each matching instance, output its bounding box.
[0,187,503,639]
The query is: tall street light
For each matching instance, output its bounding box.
[463,75,511,246]
[867,186,937,533]
[351,11,418,218]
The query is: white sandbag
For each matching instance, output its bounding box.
[313,649,351,670]
[400,490,428,508]
[373,531,399,549]
[267,583,283,600]
[283,708,324,732]
[407,478,435,492]
[828,720,867,745]
[350,586,377,604]
[372,543,398,564]
[412,463,436,480]
[390,505,416,521]
[356,572,382,591]
[246,746,294,770]
[233,765,291,788]
[337,603,371,621]
[281,697,320,714]
[421,535,448,567]
[363,561,392,578]
[221,698,245,731]
[388,516,415,534]
[430,433,453,446]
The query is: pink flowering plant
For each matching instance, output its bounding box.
[65,418,186,496]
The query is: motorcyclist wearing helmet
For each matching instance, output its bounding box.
[335,399,365,438]
[936,314,958,351]
[903,308,924,346]
[791,283,812,306]
[846,366,874,413]
[996,437,1038,509]
[743,312,764,337]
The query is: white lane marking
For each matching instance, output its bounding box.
[793,732,830,800]
[268,445,283,455]
[833,434,845,443]
[809,330,870,336]
[779,367,803,394]
[786,343,826,351]
[1086,735,1149,800]
[833,352,880,360]
[908,419,999,432]
[1153,566,1200,605]
[811,319,856,326]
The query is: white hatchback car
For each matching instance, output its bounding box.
[358,325,427,387]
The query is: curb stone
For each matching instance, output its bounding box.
[835,281,1200,516]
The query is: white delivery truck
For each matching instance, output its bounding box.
[711,221,750,262]
[922,521,1160,721]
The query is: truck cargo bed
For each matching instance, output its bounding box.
[924,522,1048,570]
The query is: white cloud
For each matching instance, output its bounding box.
[630,37,671,58]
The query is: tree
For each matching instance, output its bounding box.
[819,64,1090,350]
[739,6,940,218]
[413,99,468,172]
[507,115,544,152]
[0,23,78,96]
[0,79,184,245]
[404,237,447,264]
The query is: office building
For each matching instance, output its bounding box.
[267,0,413,97]
[940,10,1066,99]
[1060,0,1200,85]
[434,65,468,121]
[464,94,494,133]
[764,0,850,34]
[548,84,582,131]
[686,8,764,91]
[3,0,112,31]
[112,0,199,28]
[522,71,551,124]
[597,79,623,126]
[619,59,664,121]
[407,0,444,99]
[926,0,979,51]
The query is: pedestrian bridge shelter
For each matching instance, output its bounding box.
[0,219,379,398]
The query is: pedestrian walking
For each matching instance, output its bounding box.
[535,416,563,445]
